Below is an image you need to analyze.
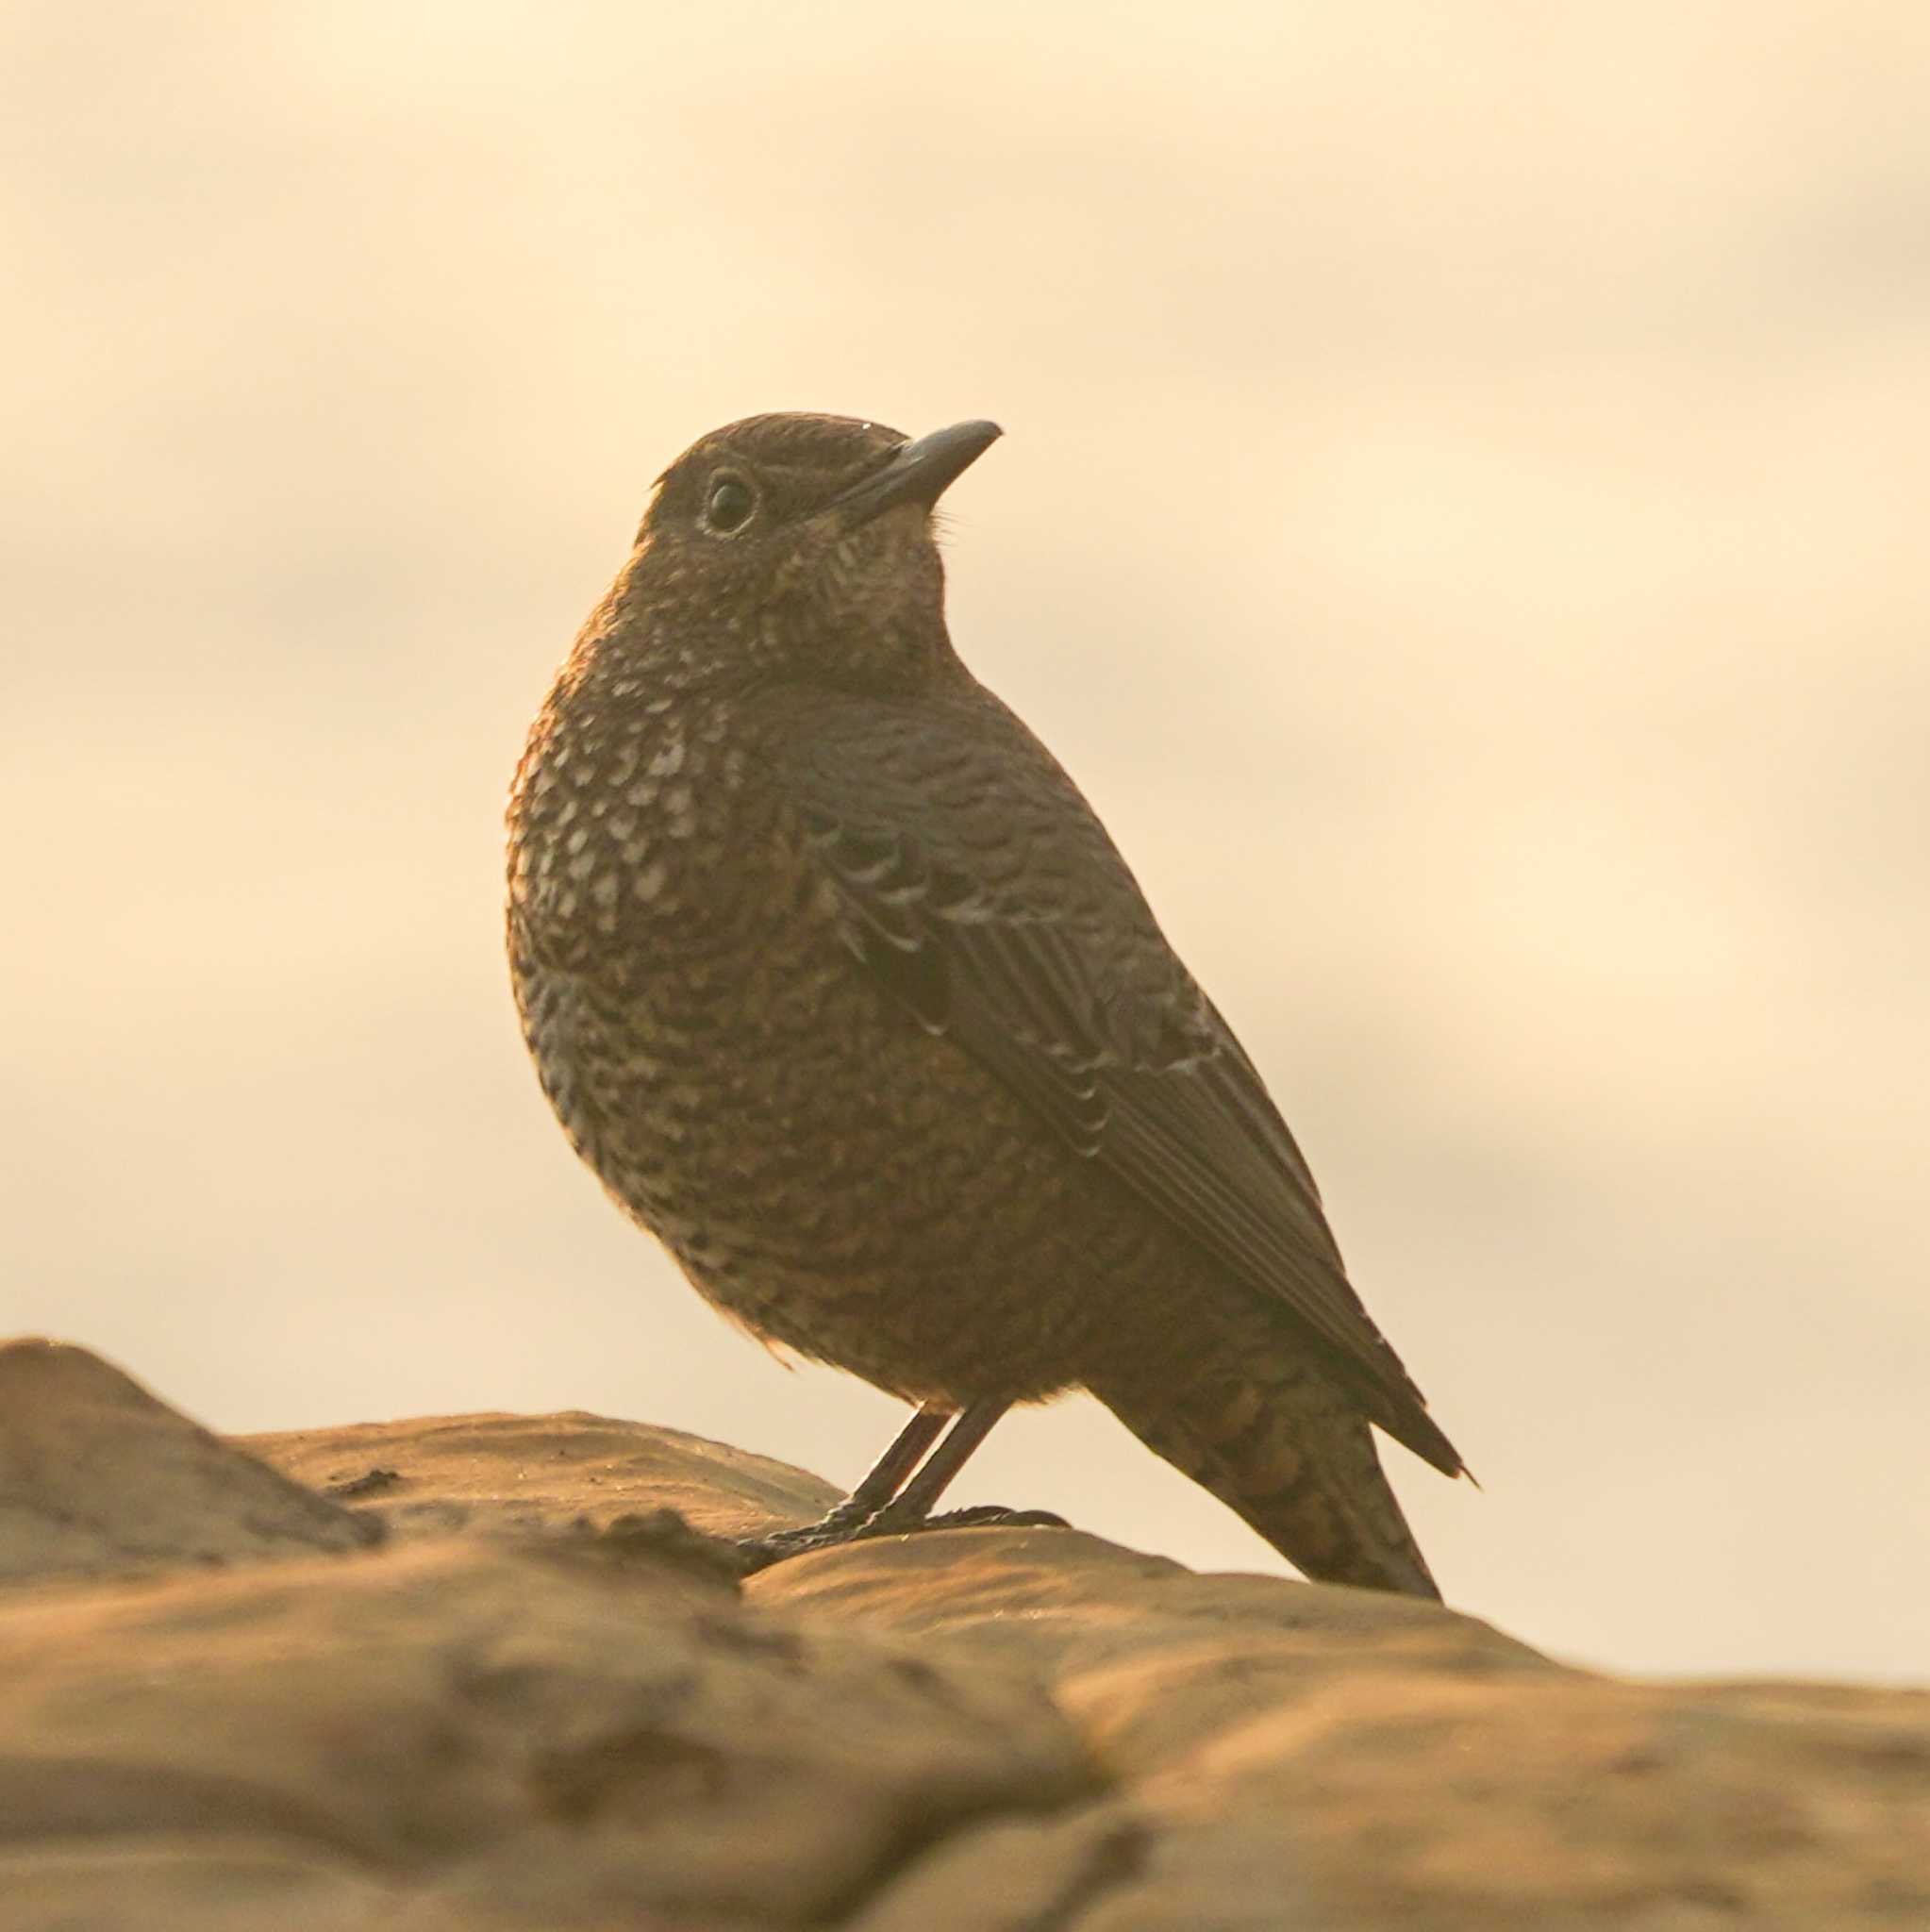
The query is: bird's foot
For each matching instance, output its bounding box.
[867,1500,1069,1538]
[736,1500,1068,1574]
[734,1497,878,1572]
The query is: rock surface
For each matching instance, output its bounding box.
[1,1336,1924,1929]
[0,1340,376,1584]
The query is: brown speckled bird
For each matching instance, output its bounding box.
[507,413,1467,1597]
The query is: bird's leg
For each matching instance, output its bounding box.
[736,1404,950,1567]
[861,1397,1006,1525]
[858,1398,1067,1539]
[827,1402,954,1527]
[736,1399,1065,1572]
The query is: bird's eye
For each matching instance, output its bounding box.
[704,476,757,534]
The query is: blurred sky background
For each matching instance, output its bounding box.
[5,2,1926,1684]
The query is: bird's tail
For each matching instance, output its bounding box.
[1092,1341,1442,1600]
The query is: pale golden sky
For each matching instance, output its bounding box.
[5,3,1926,1682]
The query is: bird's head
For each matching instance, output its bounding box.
[601,412,1002,696]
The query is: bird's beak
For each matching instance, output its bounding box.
[832,420,1003,529]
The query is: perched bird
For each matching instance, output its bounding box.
[507,413,1467,1597]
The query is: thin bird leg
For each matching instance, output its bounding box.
[871,1399,1008,1523]
[736,1398,1066,1571]
[734,1404,951,1568]
[863,1399,1067,1538]
[844,1403,953,1515]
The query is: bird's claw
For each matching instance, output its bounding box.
[736,1500,1068,1574]
[873,1501,1069,1536]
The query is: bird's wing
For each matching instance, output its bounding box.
[775,688,1462,1474]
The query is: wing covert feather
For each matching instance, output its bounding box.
[778,687,1462,1475]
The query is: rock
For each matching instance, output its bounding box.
[2,1338,1926,1930]
[0,1339,376,1585]
[752,1526,1930,1928]
[0,1533,1090,1927]
[245,1407,841,1543]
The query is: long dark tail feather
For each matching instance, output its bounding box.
[1095,1353,1445,1601]
[1348,1363,1470,1483]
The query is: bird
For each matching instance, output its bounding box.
[507,412,1468,1598]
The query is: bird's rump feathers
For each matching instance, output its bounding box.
[771,683,1464,1479]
